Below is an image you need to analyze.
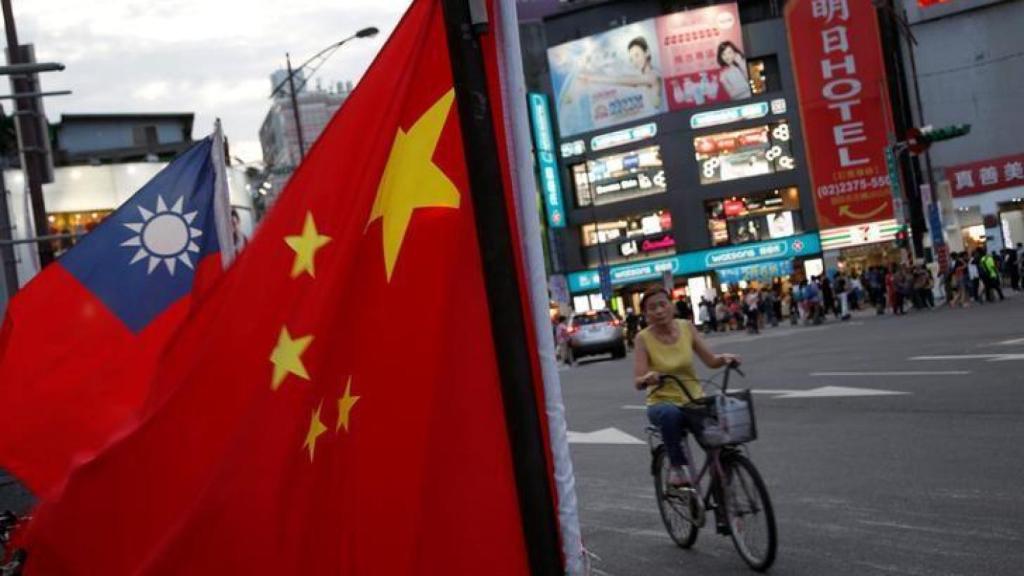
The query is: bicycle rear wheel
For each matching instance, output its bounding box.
[653,448,699,548]
[722,453,777,571]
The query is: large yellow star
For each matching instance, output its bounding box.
[367,89,461,281]
[269,327,313,390]
[302,401,328,462]
[285,212,332,278]
[336,378,360,433]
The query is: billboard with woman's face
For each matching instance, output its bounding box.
[656,3,748,111]
[547,21,668,138]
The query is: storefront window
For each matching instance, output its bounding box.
[580,209,675,266]
[47,210,112,256]
[746,56,780,95]
[572,145,667,207]
[705,187,803,246]
[693,121,795,185]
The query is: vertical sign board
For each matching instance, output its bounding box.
[527,93,566,228]
[786,0,897,230]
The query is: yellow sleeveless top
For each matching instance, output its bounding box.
[638,320,702,407]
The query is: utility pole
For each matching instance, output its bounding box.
[285,53,306,161]
[2,0,56,268]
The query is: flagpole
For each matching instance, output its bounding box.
[439,1,562,574]
[210,119,237,267]
[492,1,586,573]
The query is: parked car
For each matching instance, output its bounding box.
[568,310,626,361]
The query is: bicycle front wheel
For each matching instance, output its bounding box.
[653,448,699,548]
[722,453,777,571]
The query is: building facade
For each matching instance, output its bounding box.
[523,0,851,314]
[259,76,352,171]
[54,113,194,166]
[900,0,1024,255]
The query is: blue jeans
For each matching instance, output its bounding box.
[647,403,708,467]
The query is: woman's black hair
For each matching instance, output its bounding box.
[628,36,652,64]
[640,285,670,312]
[716,40,744,67]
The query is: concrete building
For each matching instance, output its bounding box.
[259,74,353,170]
[53,113,194,166]
[899,0,1024,254]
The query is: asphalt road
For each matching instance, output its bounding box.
[563,297,1024,575]
[3,297,1024,574]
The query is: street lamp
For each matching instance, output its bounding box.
[270,26,379,161]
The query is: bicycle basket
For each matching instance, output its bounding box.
[699,389,757,446]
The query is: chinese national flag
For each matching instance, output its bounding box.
[20,1,534,573]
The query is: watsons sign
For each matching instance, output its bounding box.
[568,233,821,293]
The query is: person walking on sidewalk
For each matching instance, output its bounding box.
[744,288,761,334]
[981,250,1005,302]
[968,251,983,304]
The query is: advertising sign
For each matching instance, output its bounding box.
[547,21,668,138]
[591,122,658,152]
[786,0,896,229]
[818,219,901,251]
[656,3,748,111]
[527,93,566,228]
[689,101,769,130]
[943,151,1024,198]
[568,232,821,293]
[717,259,794,284]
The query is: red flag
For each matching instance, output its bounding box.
[0,135,230,498]
[20,1,535,573]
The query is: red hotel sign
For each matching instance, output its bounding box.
[786,0,896,229]
[944,152,1024,198]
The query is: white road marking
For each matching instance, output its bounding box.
[911,354,1024,362]
[994,337,1024,346]
[773,386,909,399]
[621,404,646,410]
[810,371,970,377]
[567,427,645,445]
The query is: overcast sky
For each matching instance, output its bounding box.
[15,0,416,164]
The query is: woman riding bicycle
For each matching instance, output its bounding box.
[634,286,740,488]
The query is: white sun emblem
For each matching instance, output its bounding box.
[120,195,203,275]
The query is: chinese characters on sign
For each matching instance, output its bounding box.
[786,0,896,229]
[944,152,1024,198]
[527,93,567,228]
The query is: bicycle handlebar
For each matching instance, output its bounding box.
[649,362,744,401]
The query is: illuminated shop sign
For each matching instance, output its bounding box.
[591,123,658,152]
[528,92,566,228]
[560,139,585,159]
[819,219,901,251]
[717,259,794,284]
[689,102,769,130]
[572,145,667,207]
[694,121,795,185]
[567,232,821,293]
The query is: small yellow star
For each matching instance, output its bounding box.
[285,212,332,278]
[366,89,461,281]
[336,378,360,433]
[269,327,313,390]
[303,401,328,462]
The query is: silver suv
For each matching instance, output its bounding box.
[569,310,626,361]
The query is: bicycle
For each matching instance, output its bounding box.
[646,365,777,571]
[0,510,26,576]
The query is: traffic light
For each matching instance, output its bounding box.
[894,225,910,248]
[917,124,971,144]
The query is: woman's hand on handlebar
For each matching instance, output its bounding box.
[717,353,742,369]
[635,371,660,390]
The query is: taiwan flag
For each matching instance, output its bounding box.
[0,128,234,498]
